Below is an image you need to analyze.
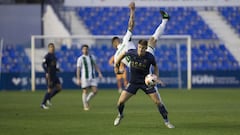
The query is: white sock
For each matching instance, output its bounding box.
[152,19,168,40]
[86,92,95,102]
[82,93,88,108]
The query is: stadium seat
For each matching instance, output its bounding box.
[218,7,240,35]
[76,7,218,39]
[1,45,31,73]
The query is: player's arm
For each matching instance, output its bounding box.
[76,67,81,85]
[122,2,135,44]
[153,64,159,78]
[114,52,127,74]
[152,56,165,86]
[56,61,60,72]
[76,58,82,85]
[152,63,165,86]
[42,56,48,78]
[92,55,103,78]
[108,55,114,66]
[94,64,103,78]
[128,2,135,32]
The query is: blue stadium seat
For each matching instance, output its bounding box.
[76,7,218,39]
[1,45,31,73]
[219,7,240,35]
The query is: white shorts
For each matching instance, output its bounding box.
[81,78,98,89]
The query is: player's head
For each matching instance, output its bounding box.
[81,44,89,55]
[48,43,55,53]
[112,36,120,49]
[137,39,148,56]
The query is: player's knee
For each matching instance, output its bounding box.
[57,85,62,91]
[47,88,52,93]
[82,89,88,94]
[92,87,98,94]
[93,90,98,95]
[154,99,161,105]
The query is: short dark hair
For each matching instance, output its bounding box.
[81,44,89,49]
[138,39,148,47]
[48,43,55,47]
[111,36,120,44]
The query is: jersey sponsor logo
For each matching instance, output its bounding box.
[130,60,147,70]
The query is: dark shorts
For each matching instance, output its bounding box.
[47,77,61,89]
[125,83,156,95]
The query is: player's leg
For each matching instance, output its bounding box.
[123,70,128,88]
[148,11,170,50]
[41,77,55,109]
[41,87,53,109]
[114,84,139,126]
[114,90,133,126]
[86,86,97,102]
[116,74,123,93]
[47,78,62,106]
[81,79,90,111]
[148,91,175,128]
[50,78,62,98]
[86,78,98,102]
[82,88,89,111]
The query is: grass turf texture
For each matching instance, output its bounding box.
[0,89,240,135]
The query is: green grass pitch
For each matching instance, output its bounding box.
[0,89,240,135]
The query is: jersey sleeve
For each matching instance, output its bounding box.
[122,30,132,45]
[76,57,82,68]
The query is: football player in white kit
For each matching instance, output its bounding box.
[112,2,170,69]
[76,44,103,111]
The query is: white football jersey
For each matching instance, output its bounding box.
[77,54,96,80]
[114,30,136,66]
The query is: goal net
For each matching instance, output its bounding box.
[31,35,191,91]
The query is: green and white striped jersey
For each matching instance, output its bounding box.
[77,54,96,80]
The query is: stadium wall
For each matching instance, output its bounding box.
[1,71,240,90]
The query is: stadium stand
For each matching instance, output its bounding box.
[1,7,240,73]
[218,7,240,35]
[1,43,239,73]
[54,43,239,72]
[1,45,31,72]
[77,7,218,39]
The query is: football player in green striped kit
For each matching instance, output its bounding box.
[76,44,103,111]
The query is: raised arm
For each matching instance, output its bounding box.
[128,2,135,32]
[122,2,135,45]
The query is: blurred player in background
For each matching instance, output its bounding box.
[113,40,174,128]
[109,55,128,93]
[41,43,62,110]
[76,44,103,111]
